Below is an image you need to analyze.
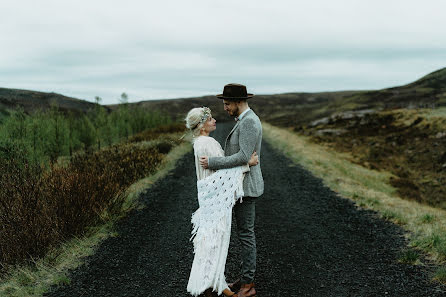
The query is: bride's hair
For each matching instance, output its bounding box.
[185,107,212,138]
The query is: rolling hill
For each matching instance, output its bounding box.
[1,67,445,210]
[0,87,103,117]
[1,67,445,126]
[108,67,446,126]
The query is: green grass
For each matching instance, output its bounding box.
[434,267,446,282]
[413,231,443,249]
[411,231,446,262]
[381,210,408,225]
[356,196,381,208]
[398,249,420,265]
[0,222,117,297]
[420,214,436,224]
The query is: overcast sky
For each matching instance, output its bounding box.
[1,0,445,104]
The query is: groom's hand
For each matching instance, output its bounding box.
[199,156,209,169]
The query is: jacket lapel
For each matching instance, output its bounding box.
[224,110,253,149]
[224,121,240,148]
[228,121,240,138]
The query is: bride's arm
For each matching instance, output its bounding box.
[207,119,259,170]
[200,139,257,170]
[196,137,224,168]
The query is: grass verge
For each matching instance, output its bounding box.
[0,141,191,297]
[263,122,446,282]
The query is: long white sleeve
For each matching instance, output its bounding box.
[193,136,224,181]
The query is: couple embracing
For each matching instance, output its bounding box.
[185,83,263,297]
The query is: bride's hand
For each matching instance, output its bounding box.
[199,156,209,169]
[248,151,258,166]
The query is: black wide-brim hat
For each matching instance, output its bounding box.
[216,83,254,100]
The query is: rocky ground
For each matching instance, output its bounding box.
[43,123,446,297]
[303,109,446,209]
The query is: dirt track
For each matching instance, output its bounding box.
[44,122,446,297]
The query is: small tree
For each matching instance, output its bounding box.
[78,115,96,153]
[67,111,77,157]
[47,102,68,164]
[118,92,130,139]
[92,96,107,150]
[119,92,128,105]
[5,107,27,140]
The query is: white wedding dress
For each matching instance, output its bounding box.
[187,135,248,296]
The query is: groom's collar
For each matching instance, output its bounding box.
[235,107,251,122]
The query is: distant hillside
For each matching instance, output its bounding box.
[0,88,102,116]
[110,67,446,127]
[108,91,359,126]
[2,67,445,127]
[333,67,446,113]
[403,67,446,91]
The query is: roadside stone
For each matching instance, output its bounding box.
[310,109,377,128]
[315,128,348,137]
[436,132,446,138]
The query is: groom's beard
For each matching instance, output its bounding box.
[228,106,239,117]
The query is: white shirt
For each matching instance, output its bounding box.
[236,107,251,121]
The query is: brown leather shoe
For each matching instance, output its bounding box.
[204,288,218,297]
[235,283,256,297]
[222,288,236,296]
[228,278,241,292]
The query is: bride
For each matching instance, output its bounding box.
[185,107,258,297]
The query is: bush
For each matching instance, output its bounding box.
[128,123,186,143]
[155,141,174,154]
[0,102,174,271]
[0,142,163,270]
[0,151,52,266]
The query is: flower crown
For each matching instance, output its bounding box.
[192,106,211,130]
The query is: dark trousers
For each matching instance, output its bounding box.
[234,196,256,284]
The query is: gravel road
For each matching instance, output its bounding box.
[44,122,446,297]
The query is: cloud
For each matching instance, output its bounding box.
[0,0,445,104]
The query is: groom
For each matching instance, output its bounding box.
[200,83,264,297]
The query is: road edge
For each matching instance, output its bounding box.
[0,142,192,297]
[263,122,446,283]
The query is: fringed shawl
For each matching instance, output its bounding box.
[187,165,245,296]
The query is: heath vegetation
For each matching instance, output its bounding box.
[0,96,185,275]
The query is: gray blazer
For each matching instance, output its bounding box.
[208,109,264,198]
